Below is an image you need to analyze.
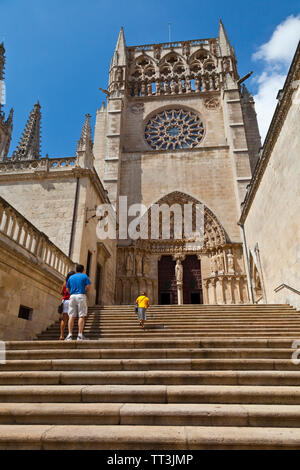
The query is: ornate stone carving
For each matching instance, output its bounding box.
[137,191,228,253]
[126,251,134,276]
[115,67,123,82]
[227,249,235,274]
[204,97,220,109]
[130,103,144,114]
[182,41,190,57]
[128,48,219,97]
[135,252,143,276]
[143,253,150,276]
[153,45,161,60]
[144,108,204,151]
[217,249,225,274]
[175,258,184,305]
[222,57,231,73]
[210,252,218,275]
[175,258,183,282]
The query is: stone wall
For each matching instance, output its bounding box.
[0,162,116,307]
[0,196,74,340]
[116,94,242,243]
[241,87,262,174]
[0,175,77,256]
[77,176,116,306]
[242,49,300,309]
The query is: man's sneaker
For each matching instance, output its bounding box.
[65,334,73,341]
[77,334,87,341]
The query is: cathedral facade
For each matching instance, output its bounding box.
[93,22,261,305]
[0,22,264,310]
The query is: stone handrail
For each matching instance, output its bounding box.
[0,156,77,173]
[274,284,300,296]
[0,196,74,278]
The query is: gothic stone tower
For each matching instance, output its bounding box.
[93,22,261,305]
[0,43,13,161]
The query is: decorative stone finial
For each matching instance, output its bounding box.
[12,101,41,161]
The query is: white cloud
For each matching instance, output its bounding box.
[252,14,300,141]
[253,72,286,140]
[253,15,300,63]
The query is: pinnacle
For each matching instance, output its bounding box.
[77,113,93,154]
[218,19,232,56]
[12,102,41,161]
[5,107,13,126]
[112,26,127,67]
[99,102,106,113]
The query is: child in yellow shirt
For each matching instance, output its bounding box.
[136,292,150,328]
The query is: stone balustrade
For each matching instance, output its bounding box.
[0,196,74,278]
[0,156,77,173]
[49,157,77,169]
[128,38,211,52]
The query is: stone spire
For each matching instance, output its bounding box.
[112,27,127,67]
[12,101,41,161]
[5,107,13,126]
[0,42,6,116]
[109,28,127,97]
[99,102,106,113]
[76,113,94,169]
[77,113,93,153]
[218,20,239,88]
[0,42,4,80]
[0,43,14,161]
[218,20,232,56]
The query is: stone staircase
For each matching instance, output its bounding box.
[2,304,300,449]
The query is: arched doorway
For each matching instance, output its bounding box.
[115,191,249,305]
[158,256,177,304]
[183,255,203,304]
[158,254,203,304]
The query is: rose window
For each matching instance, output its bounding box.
[145,109,204,150]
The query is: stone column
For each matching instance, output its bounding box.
[227,276,234,304]
[177,281,183,305]
[175,258,184,305]
[215,276,225,304]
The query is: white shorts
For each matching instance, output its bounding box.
[62,300,70,314]
[68,294,88,318]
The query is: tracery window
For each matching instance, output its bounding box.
[145,108,204,150]
[128,48,220,97]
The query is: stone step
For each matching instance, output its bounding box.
[1,424,300,449]
[4,303,300,450]
[42,324,300,331]
[7,338,297,349]
[1,384,300,405]
[95,313,298,319]
[42,318,300,332]
[1,358,300,371]
[5,347,296,360]
[39,326,300,332]
[97,304,295,312]
[39,331,300,339]
[1,402,300,428]
[86,314,300,320]
[38,332,300,339]
[2,370,300,386]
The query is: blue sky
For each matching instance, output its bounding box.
[1,0,300,156]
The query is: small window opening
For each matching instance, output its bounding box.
[18,305,33,320]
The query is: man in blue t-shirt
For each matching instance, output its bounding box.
[65,264,91,341]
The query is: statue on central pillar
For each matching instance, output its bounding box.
[175,259,183,305]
